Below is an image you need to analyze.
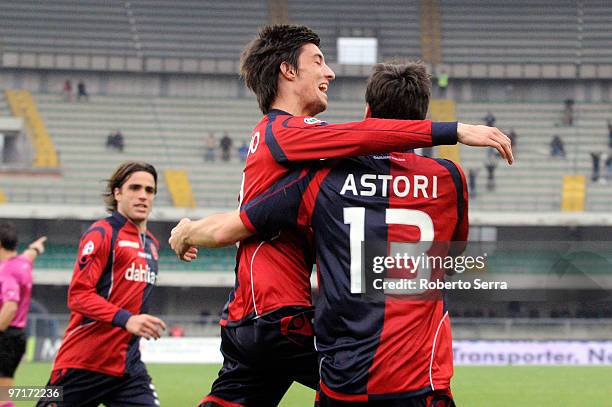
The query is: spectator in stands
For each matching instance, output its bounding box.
[468,168,479,198]
[605,153,612,182]
[77,80,89,102]
[562,99,574,126]
[487,145,499,160]
[590,152,602,182]
[485,158,497,191]
[114,130,124,152]
[483,111,496,127]
[607,120,612,148]
[238,141,249,162]
[204,132,216,162]
[550,135,566,158]
[220,132,232,161]
[106,130,124,152]
[508,128,517,148]
[62,79,73,102]
[436,68,448,98]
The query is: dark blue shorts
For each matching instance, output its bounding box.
[36,367,159,407]
[319,389,456,407]
[200,307,319,407]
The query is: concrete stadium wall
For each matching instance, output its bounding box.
[2,69,612,103]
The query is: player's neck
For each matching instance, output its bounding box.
[270,96,313,117]
[0,249,17,261]
[117,210,147,233]
[131,219,147,233]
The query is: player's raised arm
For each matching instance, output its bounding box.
[268,115,455,163]
[267,114,512,166]
[22,236,47,261]
[457,123,513,164]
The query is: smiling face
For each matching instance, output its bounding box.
[114,171,156,229]
[292,43,335,116]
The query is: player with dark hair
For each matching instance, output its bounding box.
[175,24,510,407]
[173,61,469,406]
[37,161,166,407]
[0,223,46,407]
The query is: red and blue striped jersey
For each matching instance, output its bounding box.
[53,212,160,377]
[240,152,468,401]
[223,109,458,326]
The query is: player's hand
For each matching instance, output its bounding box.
[457,123,514,165]
[126,314,166,340]
[169,218,195,261]
[28,236,47,255]
[181,246,199,262]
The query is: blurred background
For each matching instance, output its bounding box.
[0,0,611,391]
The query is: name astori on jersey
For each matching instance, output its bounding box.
[340,173,438,199]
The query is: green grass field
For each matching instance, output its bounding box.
[13,363,612,406]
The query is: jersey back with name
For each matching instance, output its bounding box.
[241,152,468,401]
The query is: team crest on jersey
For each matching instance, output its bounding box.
[304,117,324,125]
[81,240,95,256]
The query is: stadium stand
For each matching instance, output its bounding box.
[287,0,421,63]
[129,0,268,59]
[439,0,579,65]
[0,0,136,56]
[0,93,610,212]
[5,90,59,168]
[581,1,612,65]
[0,0,609,72]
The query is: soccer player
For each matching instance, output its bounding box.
[37,162,166,407]
[175,24,510,407]
[173,61,468,406]
[0,223,46,407]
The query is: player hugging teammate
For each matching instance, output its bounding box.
[169,25,512,407]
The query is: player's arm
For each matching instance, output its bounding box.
[67,228,164,338]
[169,211,253,261]
[269,117,513,164]
[68,228,125,324]
[0,301,18,331]
[170,168,317,260]
[0,275,19,331]
[21,236,47,262]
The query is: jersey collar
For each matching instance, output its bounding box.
[267,109,292,118]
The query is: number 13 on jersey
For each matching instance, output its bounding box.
[343,207,434,294]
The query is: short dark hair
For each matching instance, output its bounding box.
[0,222,18,251]
[365,61,431,121]
[103,161,158,213]
[240,25,320,114]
